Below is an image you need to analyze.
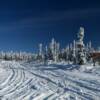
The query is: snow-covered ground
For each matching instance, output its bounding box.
[0,61,100,100]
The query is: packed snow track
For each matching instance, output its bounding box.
[0,61,100,100]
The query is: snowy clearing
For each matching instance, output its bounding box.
[0,61,100,100]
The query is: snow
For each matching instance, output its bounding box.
[0,61,100,100]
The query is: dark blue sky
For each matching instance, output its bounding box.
[0,0,100,52]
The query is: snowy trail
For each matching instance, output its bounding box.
[0,61,100,100]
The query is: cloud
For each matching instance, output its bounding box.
[0,8,99,34]
[38,8,100,22]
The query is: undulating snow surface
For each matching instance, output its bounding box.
[0,61,100,100]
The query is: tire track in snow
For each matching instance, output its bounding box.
[0,62,33,100]
[0,61,100,100]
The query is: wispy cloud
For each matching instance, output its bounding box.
[0,8,99,34]
[33,8,100,22]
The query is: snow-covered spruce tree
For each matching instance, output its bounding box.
[50,38,55,61]
[37,43,44,62]
[0,51,5,59]
[65,45,70,63]
[71,40,77,64]
[44,45,49,64]
[56,43,60,62]
[53,41,58,62]
[47,46,53,60]
[76,27,87,65]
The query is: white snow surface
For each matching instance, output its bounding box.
[0,61,100,100]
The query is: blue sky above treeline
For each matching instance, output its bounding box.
[0,0,100,52]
